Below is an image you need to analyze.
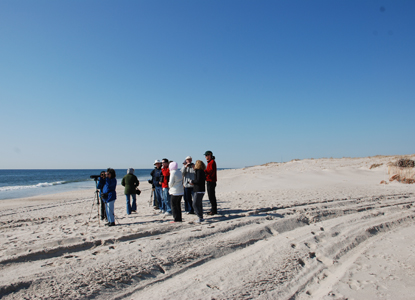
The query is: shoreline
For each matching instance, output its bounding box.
[0,168,230,201]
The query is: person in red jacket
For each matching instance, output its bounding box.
[159,158,172,215]
[204,150,217,215]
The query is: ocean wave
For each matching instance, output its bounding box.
[0,181,65,192]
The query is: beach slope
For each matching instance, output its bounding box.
[1,155,414,299]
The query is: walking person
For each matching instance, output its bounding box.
[97,168,117,226]
[169,161,184,222]
[181,156,195,214]
[160,158,172,216]
[121,168,140,215]
[191,160,206,223]
[204,150,217,215]
[149,160,163,211]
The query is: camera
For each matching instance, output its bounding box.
[90,175,100,181]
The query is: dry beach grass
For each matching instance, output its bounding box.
[1,155,415,299]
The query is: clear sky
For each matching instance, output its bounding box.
[1,0,414,169]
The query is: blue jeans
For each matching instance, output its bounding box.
[162,188,172,213]
[154,186,163,210]
[125,194,137,214]
[184,187,194,212]
[105,201,115,223]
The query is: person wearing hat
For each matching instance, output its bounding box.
[181,156,195,214]
[149,160,163,211]
[204,150,217,215]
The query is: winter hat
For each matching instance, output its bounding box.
[169,161,178,171]
[127,168,134,174]
[154,160,162,165]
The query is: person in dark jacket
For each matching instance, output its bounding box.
[98,171,107,221]
[191,160,206,223]
[97,168,117,226]
[204,150,217,215]
[181,156,195,214]
[149,160,163,211]
[121,168,140,215]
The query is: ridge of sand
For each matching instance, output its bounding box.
[0,155,414,299]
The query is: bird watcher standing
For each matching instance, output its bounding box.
[121,168,140,215]
[97,168,117,226]
[204,151,217,215]
[181,156,195,214]
[160,158,172,216]
[150,160,163,211]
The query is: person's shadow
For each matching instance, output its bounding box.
[205,206,284,222]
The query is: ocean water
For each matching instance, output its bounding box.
[0,169,153,200]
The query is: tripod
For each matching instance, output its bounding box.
[85,178,101,232]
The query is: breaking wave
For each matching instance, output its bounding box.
[0,181,65,192]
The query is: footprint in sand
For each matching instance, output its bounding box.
[298,258,305,267]
[347,279,362,290]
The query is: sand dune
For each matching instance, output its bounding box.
[1,155,414,299]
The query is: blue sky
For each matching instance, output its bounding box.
[1,0,414,169]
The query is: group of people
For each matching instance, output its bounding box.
[97,167,141,226]
[149,150,217,223]
[95,150,217,226]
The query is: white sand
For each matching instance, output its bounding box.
[1,155,414,299]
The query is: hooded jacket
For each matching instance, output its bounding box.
[168,162,184,195]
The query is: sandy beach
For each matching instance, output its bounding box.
[1,155,414,299]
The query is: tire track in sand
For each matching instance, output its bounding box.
[1,193,414,299]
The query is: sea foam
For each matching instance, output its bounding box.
[0,181,64,192]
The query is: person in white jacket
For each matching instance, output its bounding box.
[168,161,184,222]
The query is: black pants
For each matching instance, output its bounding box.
[206,181,217,214]
[192,192,204,219]
[100,197,107,220]
[171,195,183,222]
